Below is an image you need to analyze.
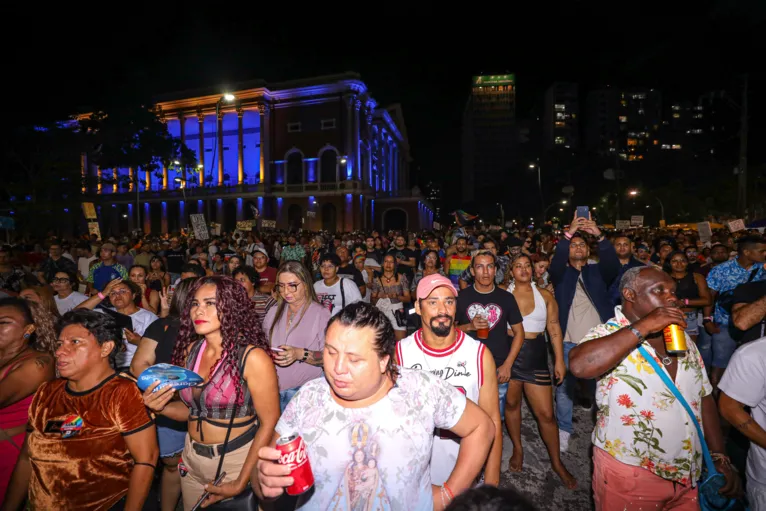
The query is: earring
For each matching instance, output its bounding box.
[23,333,31,340]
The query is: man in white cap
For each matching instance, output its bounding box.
[252,247,276,294]
[396,274,502,486]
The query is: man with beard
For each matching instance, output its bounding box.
[280,233,306,264]
[609,235,645,306]
[386,233,417,280]
[445,237,472,288]
[396,274,502,486]
[455,251,525,421]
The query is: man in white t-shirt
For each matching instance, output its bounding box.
[719,337,766,509]
[254,302,494,510]
[313,253,362,316]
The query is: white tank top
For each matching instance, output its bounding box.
[397,329,485,485]
[507,282,548,333]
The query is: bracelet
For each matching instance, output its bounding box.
[98,292,106,300]
[302,349,309,362]
[134,462,156,469]
[564,232,574,240]
[703,316,713,322]
[683,298,689,306]
[628,326,646,346]
[443,483,454,500]
[711,453,731,465]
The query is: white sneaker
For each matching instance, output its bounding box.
[559,430,571,453]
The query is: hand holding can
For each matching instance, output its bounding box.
[276,434,314,496]
[255,447,293,499]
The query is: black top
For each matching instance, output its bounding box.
[143,316,181,365]
[731,281,766,344]
[337,265,366,290]
[456,286,524,367]
[164,248,186,273]
[386,247,418,278]
[673,272,699,301]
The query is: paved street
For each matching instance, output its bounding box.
[499,397,595,511]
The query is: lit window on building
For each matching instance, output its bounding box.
[628,155,637,161]
[571,113,576,119]
[620,100,627,106]
[627,138,638,146]
[693,114,703,119]
[653,139,659,145]
[556,112,566,120]
[555,136,565,144]
[672,105,680,111]
[609,147,616,152]
[694,106,704,111]
[619,153,627,160]
[619,116,627,123]
[691,128,703,134]
[555,104,565,111]
[555,121,565,127]
[672,113,681,118]
[632,93,647,99]
[672,144,682,150]
[638,108,645,115]
[661,144,671,150]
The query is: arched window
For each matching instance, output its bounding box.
[286,152,303,185]
[320,149,337,183]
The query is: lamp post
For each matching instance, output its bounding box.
[629,189,665,225]
[208,94,236,187]
[544,199,568,219]
[173,177,187,202]
[529,162,545,223]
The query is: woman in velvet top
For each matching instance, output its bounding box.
[143,276,279,509]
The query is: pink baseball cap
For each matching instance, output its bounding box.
[416,274,457,300]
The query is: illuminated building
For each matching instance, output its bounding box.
[543,82,579,150]
[81,73,433,234]
[585,87,662,161]
[461,74,517,204]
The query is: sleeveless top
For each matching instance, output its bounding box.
[0,351,41,431]
[673,272,699,301]
[179,340,257,440]
[396,329,485,485]
[508,282,548,333]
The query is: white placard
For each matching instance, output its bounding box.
[190,214,209,240]
[727,219,746,232]
[616,220,631,230]
[87,222,101,240]
[261,220,276,229]
[630,215,644,227]
[697,221,712,242]
[432,222,441,230]
[306,211,316,218]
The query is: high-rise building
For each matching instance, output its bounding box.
[461,74,517,204]
[424,180,443,221]
[585,87,662,162]
[543,82,579,150]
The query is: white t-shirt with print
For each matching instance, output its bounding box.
[719,337,766,487]
[313,278,362,316]
[54,292,88,316]
[95,307,158,368]
[276,368,467,510]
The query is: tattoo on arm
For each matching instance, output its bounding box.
[306,350,323,367]
[736,417,755,431]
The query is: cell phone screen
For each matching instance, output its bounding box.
[576,206,589,218]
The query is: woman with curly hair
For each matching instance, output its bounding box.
[19,284,61,320]
[143,276,279,509]
[0,297,57,502]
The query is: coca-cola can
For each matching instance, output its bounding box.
[276,434,314,495]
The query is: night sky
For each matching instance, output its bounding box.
[8,3,765,212]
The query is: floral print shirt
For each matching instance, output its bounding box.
[580,306,713,486]
[706,258,765,325]
[276,368,467,510]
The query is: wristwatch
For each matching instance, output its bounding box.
[628,326,646,346]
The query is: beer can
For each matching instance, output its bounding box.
[276,434,314,496]
[663,324,687,354]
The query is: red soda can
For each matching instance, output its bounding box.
[276,434,314,495]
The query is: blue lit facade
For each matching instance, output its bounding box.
[82,72,434,235]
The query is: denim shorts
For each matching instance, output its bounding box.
[684,311,699,336]
[279,386,302,413]
[498,382,509,417]
[158,424,187,458]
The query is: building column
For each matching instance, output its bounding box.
[365,112,373,186]
[258,103,271,188]
[237,107,244,185]
[353,99,361,181]
[145,169,151,191]
[216,199,224,228]
[197,110,205,187]
[217,111,224,186]
[97,167,102,193]
[394,147,401,191]
[112,168,118,193]
[162,165,168,190]
[128,167,134,191]
[344,94,355,180]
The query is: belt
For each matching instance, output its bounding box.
[191,424,257,459]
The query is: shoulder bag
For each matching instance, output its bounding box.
[636,345,739,511]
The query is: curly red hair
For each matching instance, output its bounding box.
[172,276,269,405]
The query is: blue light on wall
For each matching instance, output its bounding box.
[128,203,133,214]
[236,198,243,220]
[179,200,185,221]
[64,208,69,213]
[217,199,223,206]
[308,195,316,206]
[112,204,117,208]
[9,211,14,215]
[277,197,283,204]
[197,200,204,213]
[346,163,353,180]
[257,197,263,213]
[25,195,31,202]
[306,158,317,183]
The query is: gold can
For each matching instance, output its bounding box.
[663,324,687,354]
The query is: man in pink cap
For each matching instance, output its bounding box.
[396,274,502,486]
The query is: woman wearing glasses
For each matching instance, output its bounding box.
[263,261,331,412]
[76,278,158,370]
[51,270,88,315]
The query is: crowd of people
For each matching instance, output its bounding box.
[0,217,764,510]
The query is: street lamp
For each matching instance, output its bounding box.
[544,199,568,219]
[629,189,664,225]
[174,177,187,201]
[529,162,545,222]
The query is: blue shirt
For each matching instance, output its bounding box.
[706,258,765,325]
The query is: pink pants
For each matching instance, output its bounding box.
[593,447,700,511]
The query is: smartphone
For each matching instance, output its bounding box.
[270,347,284,352]
[191,471,227,511]
[576,206,590,219]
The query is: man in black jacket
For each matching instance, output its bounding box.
[549,214,620,452]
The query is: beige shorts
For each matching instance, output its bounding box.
[179,434,253,510]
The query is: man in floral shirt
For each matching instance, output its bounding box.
[569,266,740,510]
[279,233,306,264]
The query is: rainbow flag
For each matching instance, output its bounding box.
[452,210,479,226]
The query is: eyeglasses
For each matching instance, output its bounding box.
[51,278,71,283]
[109,289,130,296]
[277,282,302,293]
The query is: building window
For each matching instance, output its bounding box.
[672,113,681,118]
[618,116,627,123]
[287,122,302,133]
[554,121,565,127]
[653,139,659,145]
[672,105,681,111]
[321,119,336,130]
[554,136,565,145]
[627,138,638,146]
[555,112,566,120]
[661,144,671,150]
[554,104,565,111]
[672,144,682,150]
